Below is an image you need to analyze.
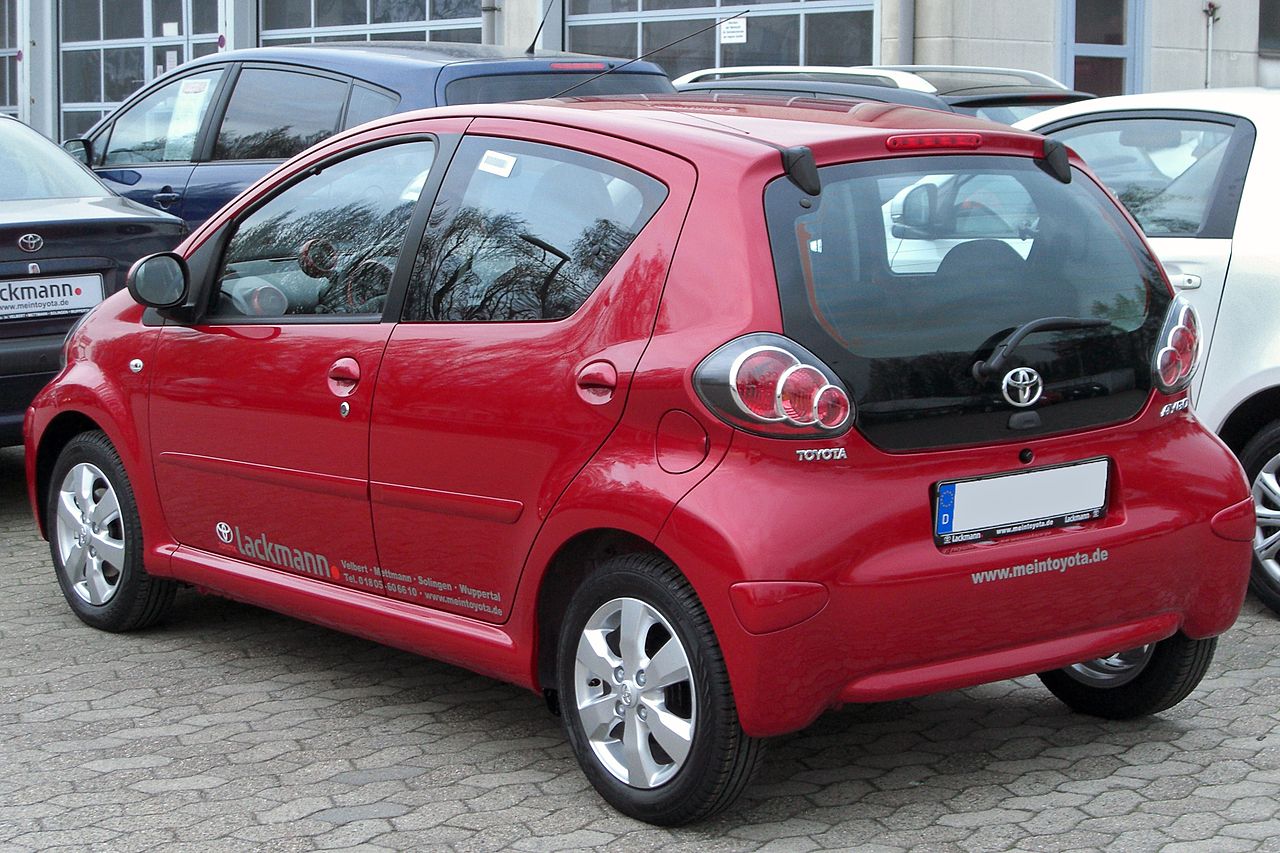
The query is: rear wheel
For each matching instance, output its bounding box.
[47,431,175,631]
[556,553,763,825]
[1038,633,1216,719]
[1241,420,1280,615]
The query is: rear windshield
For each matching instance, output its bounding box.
[766,154,1170,451]
[445,72,675,105]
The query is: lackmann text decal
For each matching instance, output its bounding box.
[228,525,333,579]
[0,281,75,302]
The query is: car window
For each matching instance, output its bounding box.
[100,68,224,166]
[343,85,400,130]
[1048,118,1234,236]
[214,68,348,160]
[209,140,435,320]
[401,137,667,323]
[0,118,107,200]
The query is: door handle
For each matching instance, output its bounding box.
[575,361,617,405]
[327,357,361,397]
[152,186,182,207]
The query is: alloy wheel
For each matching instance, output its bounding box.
[54,462,127,606]
[1063,645,1154,688]
[1252,453,1280,584]
[572,597,696,789]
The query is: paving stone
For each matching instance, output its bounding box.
[2,443,1280,850]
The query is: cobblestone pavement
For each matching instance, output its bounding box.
[2,444,1280,852]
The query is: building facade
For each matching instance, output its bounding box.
[2,0,1278,139]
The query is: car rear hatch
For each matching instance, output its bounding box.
[763,143,1172,454]
[437,58,675,105]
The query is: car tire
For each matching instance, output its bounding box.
[46,430,175,632]
[1037,633,1216,719]
[556,552,764,825]
[1239,420,1280,615]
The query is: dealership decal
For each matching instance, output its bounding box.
[971,547,1109,585]
[223,525,335,579]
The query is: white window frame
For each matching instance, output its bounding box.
[1059,0,1147,93]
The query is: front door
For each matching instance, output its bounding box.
[150,137,439,593]
[368,124,694,621]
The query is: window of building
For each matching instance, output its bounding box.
[1063,0,1144,96]
[1262,0,1280,54]
[1,0,18,117]
[259,0,481,45]
[565,1,875,80]
[57,0,222,138]
[402,137,666,323]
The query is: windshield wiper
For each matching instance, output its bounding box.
[972,316,1112,380]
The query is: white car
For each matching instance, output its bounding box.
[1019,88,1280,614]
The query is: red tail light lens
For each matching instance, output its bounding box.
[886,133,982,151]
[1153,296,1200,394]
[696,333,855,437]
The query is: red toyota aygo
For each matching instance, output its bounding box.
[25,96,1255,824]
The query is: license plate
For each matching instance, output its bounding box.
[0,274,104,320]
[934,458,1109,545]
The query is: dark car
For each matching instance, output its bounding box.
[27,96,1253,824]
[0,115,185,445]
[64,42,674,228]
[675,64,1093,124]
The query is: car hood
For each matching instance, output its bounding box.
[0,195,183,228]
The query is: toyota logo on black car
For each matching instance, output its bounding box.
[17,233,44,253]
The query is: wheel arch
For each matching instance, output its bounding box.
[33,410,106,538]
[1216,385,1280,454]
[534,527,665,692]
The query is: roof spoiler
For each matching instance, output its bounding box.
[782,146,821,196]
[1039,138,1071,184]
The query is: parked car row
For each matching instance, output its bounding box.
[3,50,1274,825]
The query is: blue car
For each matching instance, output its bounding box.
[65,43,673,228]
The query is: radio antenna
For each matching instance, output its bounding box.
[550,10,748,99]
[525,0,559,56]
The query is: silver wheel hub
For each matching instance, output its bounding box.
[54,462,126,606]
[573,597,696,789]
[1063,644,1154,688]
[1252,453,1280,584]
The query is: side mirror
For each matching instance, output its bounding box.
[126,253,189,310]
[900,183,938,230]
[62,138,93,166]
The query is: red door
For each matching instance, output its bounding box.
[368,122,695,622]
[150,135,440,593]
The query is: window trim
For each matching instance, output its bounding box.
[1035,108,1256,240]
[193,132,457,327]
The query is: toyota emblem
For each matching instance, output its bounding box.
[18,233,43,253]
[1001,367,1044,408]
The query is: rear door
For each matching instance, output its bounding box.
[183,65,353,226]
[1038,111,1256,402]
[91,65,229,222]
[367,121,693,621]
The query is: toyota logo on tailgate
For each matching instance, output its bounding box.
[18,233,43,253]
[1001,367,1043,407]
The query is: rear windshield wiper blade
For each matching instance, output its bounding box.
[972,316,1112,380]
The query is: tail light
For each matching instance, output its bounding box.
[1153,296,1200,394]
[694,333,854,437]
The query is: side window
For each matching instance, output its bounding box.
[1049,118,1235,236]
[343,85,400,130]
[209,140,436,320]
[402,137,667,322]
[100,68,224,166]
[214,68,348,161]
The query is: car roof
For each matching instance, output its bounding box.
[863,65,1070,94]
[671,66,934,91]
[674,79,954,112]
[1015,87,1280,131]
[376,95,1045,168]
[177,41,664,79]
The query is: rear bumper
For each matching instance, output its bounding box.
[0,334,61,445]
[655,412,1252,738]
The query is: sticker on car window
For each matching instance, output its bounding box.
[478,150,516,178]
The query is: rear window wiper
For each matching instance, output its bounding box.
[972,316,1112,380]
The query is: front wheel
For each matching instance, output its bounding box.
[1240,420,1280,615]
[556,553,763,825]
[1038,633,1216,719]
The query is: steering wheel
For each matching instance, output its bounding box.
[299,237,339,279]
[343,258,394,313]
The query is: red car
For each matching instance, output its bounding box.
[25,96,1254,825]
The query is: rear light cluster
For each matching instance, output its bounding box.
[1153,295,1200,394]
[694,334,854,437]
